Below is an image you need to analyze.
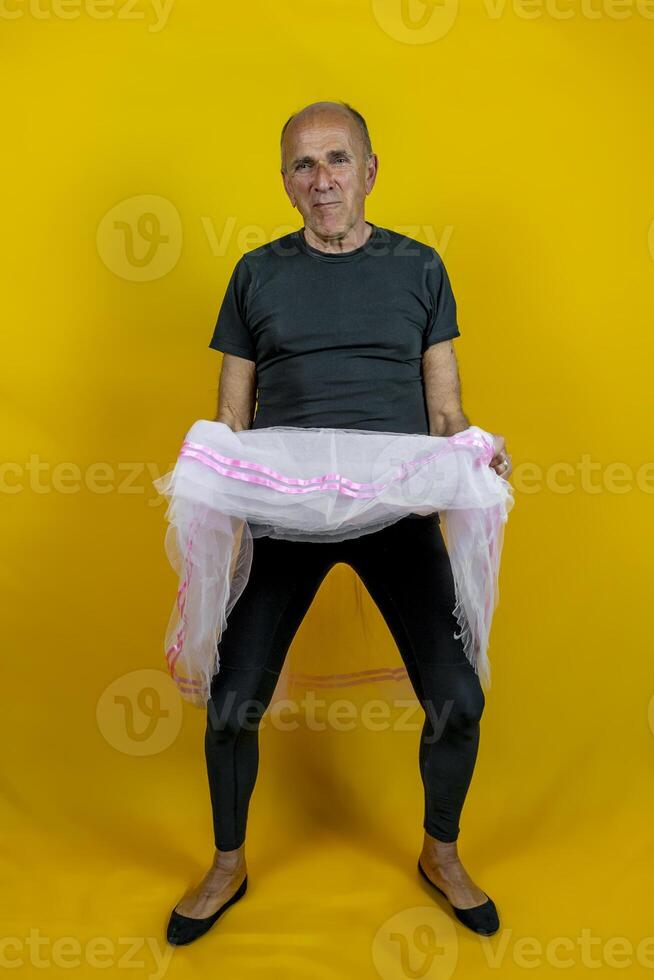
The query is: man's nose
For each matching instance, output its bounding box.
[313,161,334,187]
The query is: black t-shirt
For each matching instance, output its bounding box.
[208,221,460,435]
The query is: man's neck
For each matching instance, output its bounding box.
[301,220,373,254]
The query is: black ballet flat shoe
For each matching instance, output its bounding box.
[417,860,499,936]
[166,875,248,946]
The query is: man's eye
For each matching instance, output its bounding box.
[296,158,347,171]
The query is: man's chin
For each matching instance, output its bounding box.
[306,218,348,239]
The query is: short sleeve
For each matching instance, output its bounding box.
[422,251,460,352]
[208,256,256,360]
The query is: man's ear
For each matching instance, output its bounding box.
[365,153,379,195]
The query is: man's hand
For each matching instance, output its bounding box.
[489,434,512,478]
[422,342,512,477]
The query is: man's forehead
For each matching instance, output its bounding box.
[286,112,358,151]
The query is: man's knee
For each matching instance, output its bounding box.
[206,676,268,739]
[450,677,485,729]
[423,669,485,736]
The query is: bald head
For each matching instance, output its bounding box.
[280,101,372,174]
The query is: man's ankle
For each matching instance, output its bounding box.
[212,846,245,871]
[422,833,460,864]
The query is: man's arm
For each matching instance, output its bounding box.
[214,352,257,431]
[422,339,470,436]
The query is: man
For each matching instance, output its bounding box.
[166,100,512,945]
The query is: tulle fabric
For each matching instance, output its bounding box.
[153,421,514,708]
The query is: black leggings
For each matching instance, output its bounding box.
[204,513,485,850]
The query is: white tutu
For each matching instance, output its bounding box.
[153,422,515,708]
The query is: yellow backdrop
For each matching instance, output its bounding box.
[3,0,653,976]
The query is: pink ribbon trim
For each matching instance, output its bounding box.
[178,429,493,500]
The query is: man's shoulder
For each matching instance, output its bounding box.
[376,225,442,264]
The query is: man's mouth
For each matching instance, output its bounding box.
[314,202,339,208]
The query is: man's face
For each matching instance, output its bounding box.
[281,111,377,239]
